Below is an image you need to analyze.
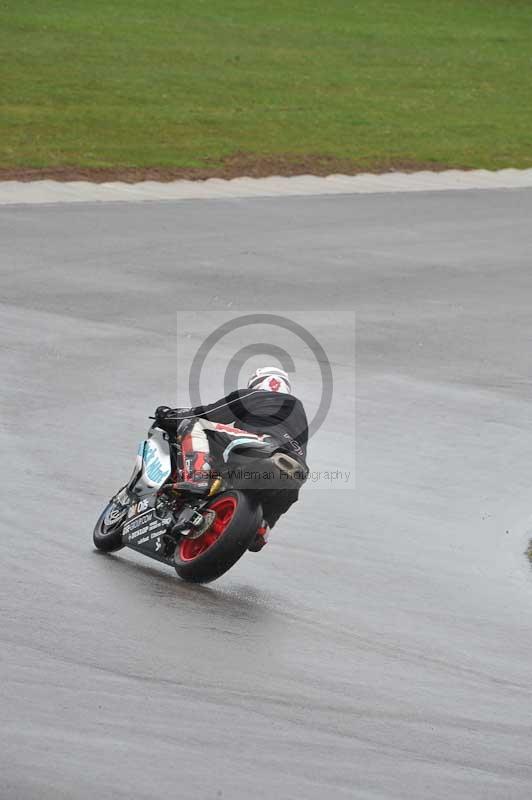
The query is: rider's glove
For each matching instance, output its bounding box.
[154,405,173,420]
[154,406,192,430]
[154,406,178,430]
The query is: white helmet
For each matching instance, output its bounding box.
[247,366,291,394]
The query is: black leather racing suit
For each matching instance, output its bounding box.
[159,389,308,527]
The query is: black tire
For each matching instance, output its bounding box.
[93,500,127,553]
[174,491,261,584]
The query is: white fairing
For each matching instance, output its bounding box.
[131,427,172,496]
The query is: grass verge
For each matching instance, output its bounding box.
[2,0,532,178]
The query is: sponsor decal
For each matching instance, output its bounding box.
[283,433,304,457]
[143,442,170,483]
[127,524,150,542]
[124,511,151,533]
[268,377,281,391]
[125,507,171,544]
[106,507,123,524]
[128,497,150,519]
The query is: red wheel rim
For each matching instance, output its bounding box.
[179,496,237,562]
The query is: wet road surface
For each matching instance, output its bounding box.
[1,189,532,799]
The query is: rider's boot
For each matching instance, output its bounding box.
[248,522,270,552]
[172,422,211,495]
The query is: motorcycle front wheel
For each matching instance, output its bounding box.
[174,491,261,583]
[93,493,128,553]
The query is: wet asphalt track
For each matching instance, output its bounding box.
[1,189,532,799]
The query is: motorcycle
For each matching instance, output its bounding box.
[93,420,307,583]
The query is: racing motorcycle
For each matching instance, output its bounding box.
[93,420,306,583]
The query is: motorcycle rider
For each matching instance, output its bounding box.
[155,366,308,551]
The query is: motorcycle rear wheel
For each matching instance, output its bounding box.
[174,491,260,583]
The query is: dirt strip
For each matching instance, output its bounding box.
[0,153,469,183]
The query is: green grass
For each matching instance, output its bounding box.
[2,0,532,172]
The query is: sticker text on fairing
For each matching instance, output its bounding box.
[143,443,170,483]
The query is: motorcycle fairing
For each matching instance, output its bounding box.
[120,491,175,561]
[130,427,172,496]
